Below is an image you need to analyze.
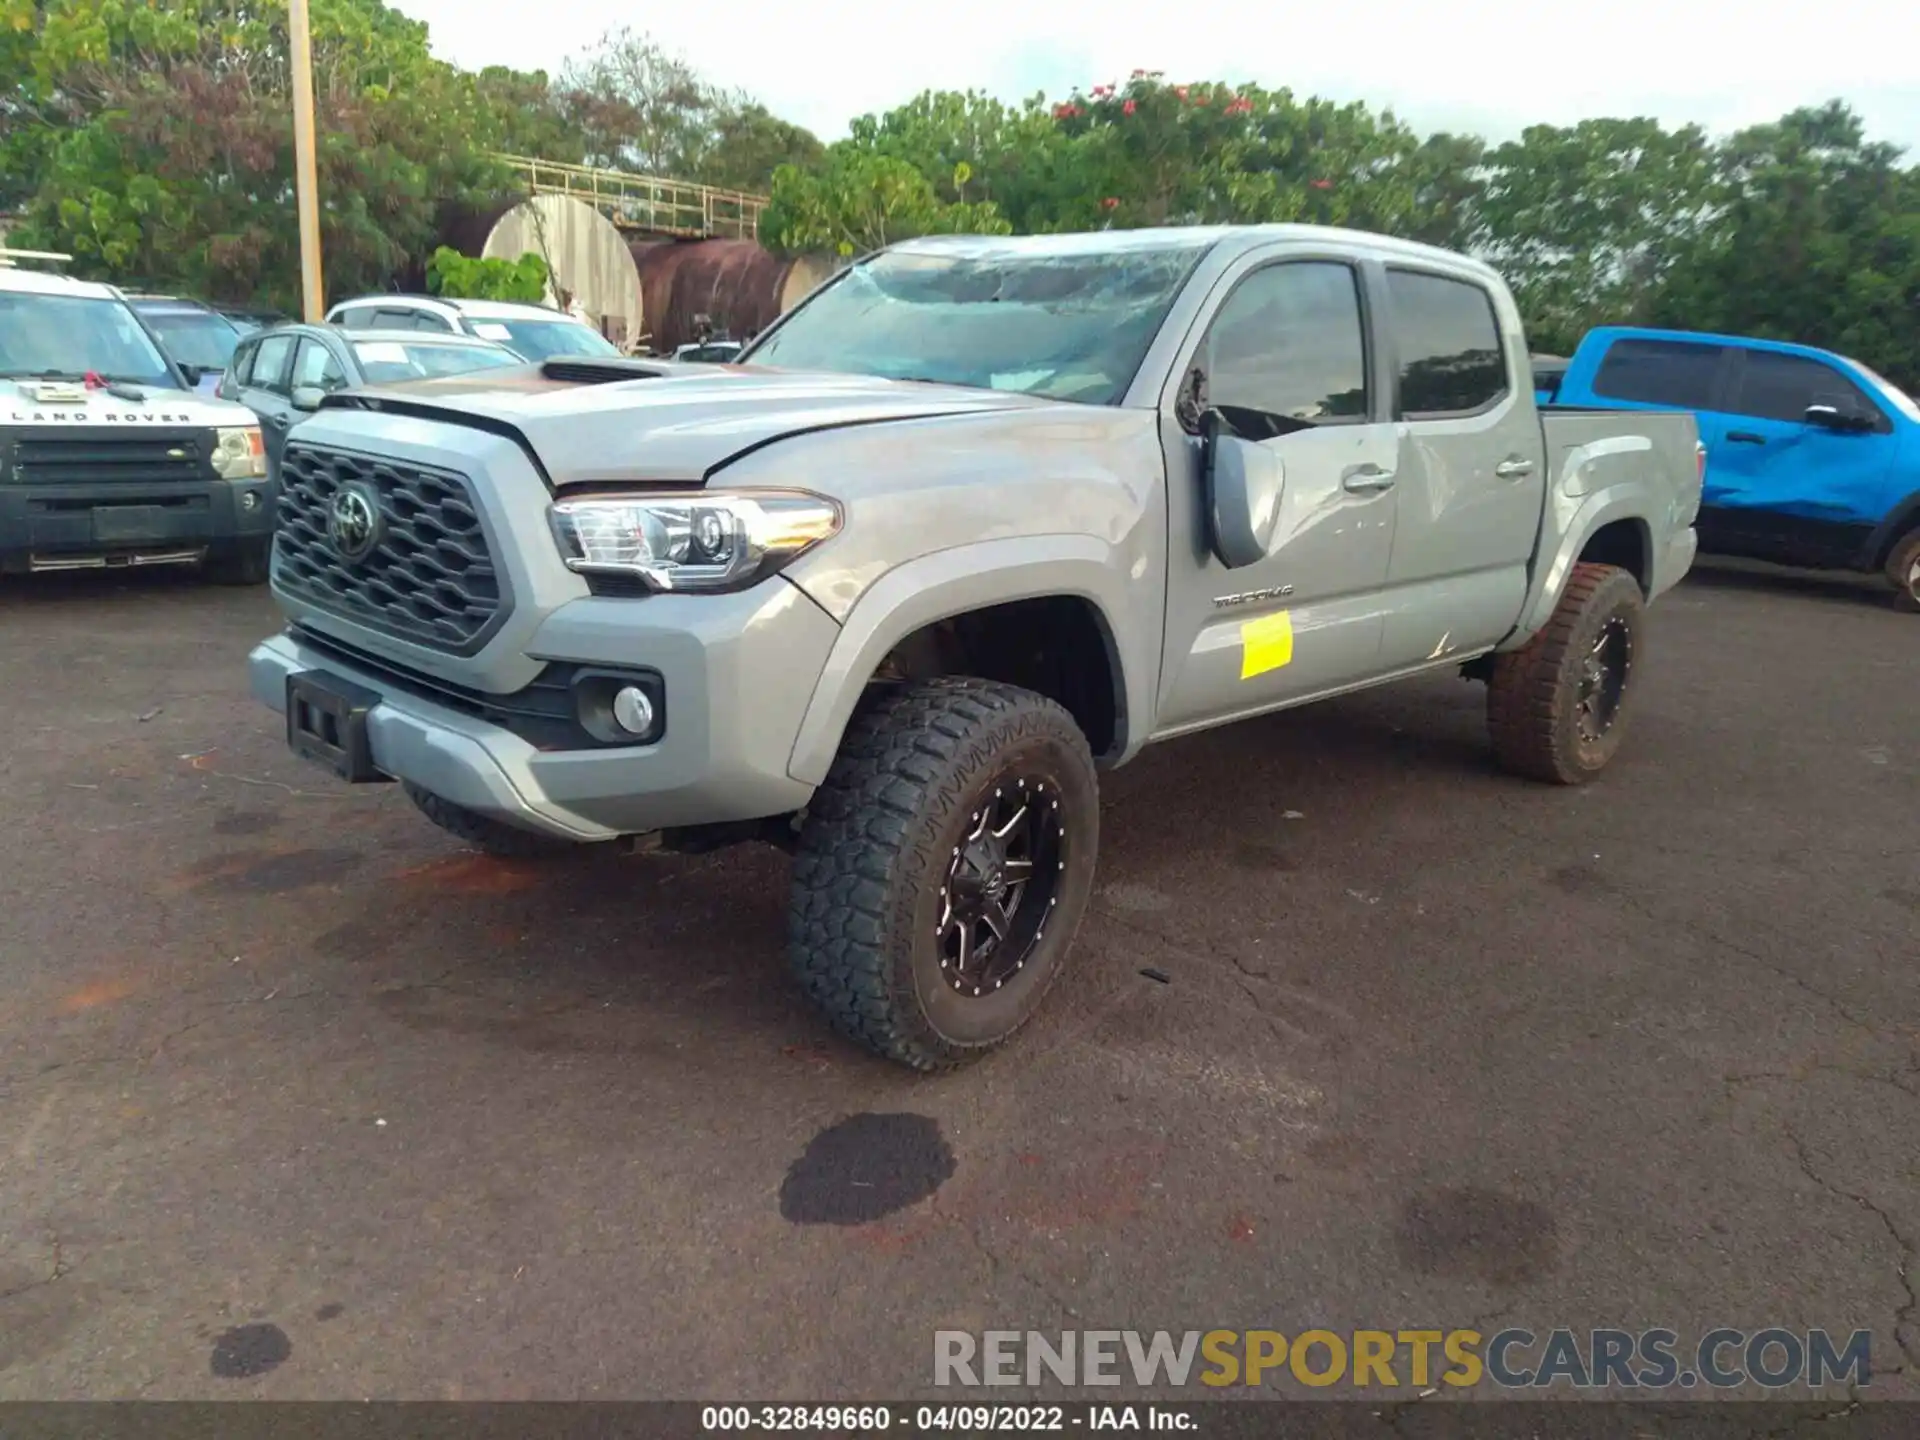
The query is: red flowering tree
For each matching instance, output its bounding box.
[1046,73,1483,243]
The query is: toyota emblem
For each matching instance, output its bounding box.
[327,483,382,563]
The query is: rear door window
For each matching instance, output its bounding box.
[1591,338,1725,409]
[1733,350,1885,429]
[1385,270,1508,417]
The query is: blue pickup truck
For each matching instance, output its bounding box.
[1542,327,1920,610]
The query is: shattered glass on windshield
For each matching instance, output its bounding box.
[743,242,1212,404]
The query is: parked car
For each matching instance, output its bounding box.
[323,295,621,363]
[0,258,272,582]
[1549,326,1920,610]
[672,340,745,363]
[219,323,525,468]
[249,224,1703,1069]
[128,295,246,396]
[218,306,291,337]
[1530,352,1570,403]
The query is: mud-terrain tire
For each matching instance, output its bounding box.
[1885,527,1920,613]
[789,677,1100,1071]
[1488,561,1646,785]
[206,537,271,586]
[403,781,578,859]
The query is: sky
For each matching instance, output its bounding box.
[397,0,1920,157]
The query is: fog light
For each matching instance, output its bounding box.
[612,685,656,736]
[240,490,260,512]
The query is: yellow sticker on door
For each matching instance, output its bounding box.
[1240,610,1295,679]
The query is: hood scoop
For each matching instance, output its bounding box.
[542,358,670,385]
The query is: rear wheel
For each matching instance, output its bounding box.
[402,781,578,859]
[788,677,1100,1071]
[1487,562,1646,785]
[1886,528,1920,613]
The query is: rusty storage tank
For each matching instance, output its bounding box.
[628,238,835,355]
[472,194,646,352]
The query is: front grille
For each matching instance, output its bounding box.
[7,431,210,485]
[276,443,506,654]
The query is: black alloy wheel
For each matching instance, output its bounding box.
[937,775,1067,999]
[1575,615,1633,747]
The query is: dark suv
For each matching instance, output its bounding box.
[127,296,246,395]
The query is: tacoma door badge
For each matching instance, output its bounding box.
[1213,584,1294,610]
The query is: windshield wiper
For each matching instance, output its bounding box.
[888,373,986,392]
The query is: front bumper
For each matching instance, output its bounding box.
[249,580,838,843]
[0,476,276,573]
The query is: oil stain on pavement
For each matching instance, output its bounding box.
[178,847,361,895]
[780,1113,955,1226]
[209,1322,291,1379]
[1397,1186,1559,1287]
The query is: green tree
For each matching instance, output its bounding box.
[700,99,825,194]
[473,65,585,164]
[759,150,1010,257]
[426,247,549,302]
[556,26,716,176]
[1649,103,1919,386]
[1472,117,1721,351]
[8,0,531,309]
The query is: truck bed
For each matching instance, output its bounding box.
[1536,406,1703,603]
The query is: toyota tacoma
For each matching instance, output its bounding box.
[249,225,1704,1069]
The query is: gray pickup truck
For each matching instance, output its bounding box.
[249,225,1703,1070]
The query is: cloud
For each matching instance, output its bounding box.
[401,0,1920,154]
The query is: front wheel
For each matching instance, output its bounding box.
[1487,562,1646,785]
[788,677,1100,1071]
[1886,528,1920,613]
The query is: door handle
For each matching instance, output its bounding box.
[1341,464,1396,494]
[1494,457,1536,479]
[1727,431,1766,445]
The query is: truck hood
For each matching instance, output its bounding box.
[325,365,1054,486]
[0,377,257,430]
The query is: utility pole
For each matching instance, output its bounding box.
[289,0,324,321]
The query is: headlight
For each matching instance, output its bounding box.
[548,490,841,593]
[212,426,267,480]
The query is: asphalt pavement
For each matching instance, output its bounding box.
[0,561,1914,1405]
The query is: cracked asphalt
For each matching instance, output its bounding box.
[0,560,1914,1405]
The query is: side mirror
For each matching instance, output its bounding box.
[1805,403,1872,432]
[291,385,327,412]
[1201,410,1285,570]
[177,362,204,388]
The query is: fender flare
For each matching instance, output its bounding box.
[1505,486,1658,648]
[785,535,1144,786]
[1861,487,1920,571]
